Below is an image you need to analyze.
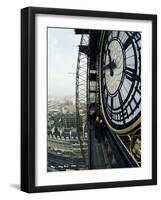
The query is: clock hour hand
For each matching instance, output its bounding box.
[103,64,114,76]
[110,60,117,69]
[103,60,116,77]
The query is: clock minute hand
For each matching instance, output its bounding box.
[107,49,117,69]
[103,49,112,70]
[108,49,112,63]
[103,50,117,76]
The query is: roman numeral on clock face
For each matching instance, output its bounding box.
[117,31,120,39]
[124,66,140,82]
[110,97,113,119]
[118,91,123,107]
[111,96,113,110]
[123,32,137,51]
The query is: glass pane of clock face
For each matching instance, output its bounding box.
[100,31,141,130]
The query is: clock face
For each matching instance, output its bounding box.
[100,31,141,132]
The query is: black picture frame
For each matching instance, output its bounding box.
[21,6,157,193]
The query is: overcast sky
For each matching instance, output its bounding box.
[48,28,81,99]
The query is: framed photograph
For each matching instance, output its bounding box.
[21,6,157,193]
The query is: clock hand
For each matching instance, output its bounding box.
[103,63,111,70]
[110,60,117,69]
[110,68,114,76]
[108,49,112,63]
[103,63,114,76]
[103,50,117,76]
